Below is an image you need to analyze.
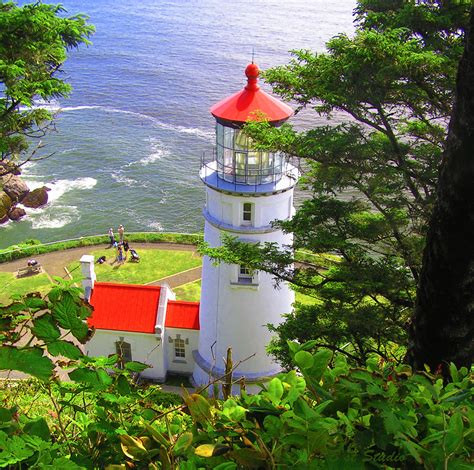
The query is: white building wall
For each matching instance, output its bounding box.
[86,329,166,381]
[165,327,199,375]
[194,187,295,387]
[206,188,293,228]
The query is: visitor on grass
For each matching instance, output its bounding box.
[108,228,115,246]
[118,224,125,243]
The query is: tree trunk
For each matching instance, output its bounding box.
[407,9,474,372]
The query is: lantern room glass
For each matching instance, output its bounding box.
[215,123,284,185]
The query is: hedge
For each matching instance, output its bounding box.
[0,232,204,264]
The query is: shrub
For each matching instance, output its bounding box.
[0,232,203,263]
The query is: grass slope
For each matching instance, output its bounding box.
[0,272,52,304]
[67,248,201,285]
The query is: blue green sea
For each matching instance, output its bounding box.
[0,0,355,248]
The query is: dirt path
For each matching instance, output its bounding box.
[0,243,197,279]
[148,266,202,288]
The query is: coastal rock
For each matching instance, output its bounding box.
[0,191,13,222]
[8,206,26,221]
[0,162,21,176]
[21,186,49,208]
[1,174,30,202]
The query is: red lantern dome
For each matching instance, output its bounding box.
[210,63,293,126]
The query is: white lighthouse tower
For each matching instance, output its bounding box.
[192,63,299,390]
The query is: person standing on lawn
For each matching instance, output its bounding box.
[118,224,125,243]
[108,228,115,247]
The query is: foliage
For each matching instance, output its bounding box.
[0,1,94,174]
[200,0,471,367]
[0,285,472,468]
[0,232,204,263]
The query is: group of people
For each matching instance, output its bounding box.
[104,225,140,263]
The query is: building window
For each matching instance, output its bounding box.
[242,202,253,225]
[174,338,186,359]
[115,340,132,369]
[238,265,254,284]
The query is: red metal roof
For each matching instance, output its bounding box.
[210,63,293,124]
[88,282,161,334]
[165,300,200,330]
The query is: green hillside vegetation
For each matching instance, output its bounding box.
[0,285,471,468]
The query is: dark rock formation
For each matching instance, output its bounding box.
[8,206,26,221]
[0,162,21,176]
[21,186,49,208]
[0,191,13,223]
[1,174,30,202]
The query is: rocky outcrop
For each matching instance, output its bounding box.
[8,206,26,221]
[0,162,21,176]
[1,174,30,202]
[22,186,49,208]
[0,192,13,223]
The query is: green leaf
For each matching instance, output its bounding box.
[222,399,247,421]
[119,435,148,460]
[47,340,82,360]
[68,367,112,390]
[184,394,211,424]
[124,361,149,372]
[52,296,88,342]
[267,377,284,403]
[445,412,464,454]
[194,444,216,458]
[116,374,131,396]
[308,349,332,382]
[230,448,266,467]
[214,463,237,470]
[31,316,61,342]
[0,346,53,381]
[24,296,47,310]
[173,432,193,455]
[294,350,314,370]
[23,418,50,441]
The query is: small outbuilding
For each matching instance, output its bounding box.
[81,255,200,381]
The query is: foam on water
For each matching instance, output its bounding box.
[111,172,140,187]
[28,206,80,229]
[148,221,163,231]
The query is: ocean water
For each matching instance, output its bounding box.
[0,0,356,248]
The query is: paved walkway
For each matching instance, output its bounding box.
[0,242,201,286]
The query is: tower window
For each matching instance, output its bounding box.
[174,338,186,358]
[238,265,254,284]
[242,202,253,224]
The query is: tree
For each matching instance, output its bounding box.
[202,0,471,367]
[407,7,474,373]
[0,1,94,175]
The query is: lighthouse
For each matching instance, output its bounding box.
[192,63,299,390]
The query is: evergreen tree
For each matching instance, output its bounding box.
[0,1,94,175]
[202,0,471,367]
[407,6,474,373]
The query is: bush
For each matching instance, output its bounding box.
[0,232,204,263]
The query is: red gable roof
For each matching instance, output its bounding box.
[165,300,200,330]
[210,63,293,124]
[88,282,161,334]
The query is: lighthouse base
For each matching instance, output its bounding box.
[192,349,281,396]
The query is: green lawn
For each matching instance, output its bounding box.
[67,248,202,285]
[0,272,52,304]
[174,280,201,302]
